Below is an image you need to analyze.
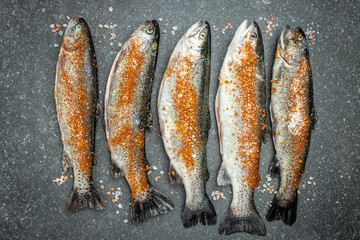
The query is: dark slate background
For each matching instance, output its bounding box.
[1,0,359,239]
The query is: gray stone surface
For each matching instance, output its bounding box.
[1,0,359,239]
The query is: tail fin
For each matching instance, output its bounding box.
[67,182,106,211]
[219,208,266,236]
[181,194,217,228]
[268,155,280,178]
[131,187,174,223]
[266,193,298,226]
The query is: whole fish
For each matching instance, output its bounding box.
[267,26,314,225]
[55,18,105,211]
[104,20,174,223]
[158,21,216,228]
[215,20,267,236]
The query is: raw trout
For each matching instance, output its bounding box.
[267,26,314,225]
[215,20,267,236]
[55,18,105,211]
[104,20,174,223]
[158,21,216,228]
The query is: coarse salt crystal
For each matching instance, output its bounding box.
[109,7,113,12]
[152,166,158,170]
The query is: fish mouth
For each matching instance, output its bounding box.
[233,19,260,40]
[186,21,210,37]
[238,19,251,36]
[68,17,80,27]
[280,25,292,49]
[68,17,86,29]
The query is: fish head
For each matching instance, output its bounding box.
[229,20,263,62]
[181,21,211,61]
[62,18,91,51]
[278,26,308,66]
[131,20,160,53]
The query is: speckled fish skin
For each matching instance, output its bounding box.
[215,20,267,236]
[158,21,216,228]
[266,26,314,226]
[55,18,105,211]
[104,20,174,223]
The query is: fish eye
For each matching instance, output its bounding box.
[76,25,82,31]
[298,35,303,41]
[250,32,257,39]
[199,32,206,39]
[147,27,154,34]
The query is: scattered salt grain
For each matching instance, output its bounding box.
[124,219,128,223]
[67,16,70,20]
[118,42,122,48]
[162,30,167,34]
[118,203,123,209]
[152,166,158,170]
[172,26,178,31]
[53,44,59,47]
[109,7,113,12]
[104,24,109,29]
[116,210,120,214]
[110,33,116,40]
[159,18,163,21]
[50,24,55,28]
[63,24,67,27]
[59,30,63,36]
[160,171,164,175]
[98,24,103,29]
[171,30,175,36]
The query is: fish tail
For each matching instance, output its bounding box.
[67,181,106,211]
[131,187,174,223]
[219,207,266,236]
[181,194,217,228]
[268,155,280,178]
[266,192,297,226]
